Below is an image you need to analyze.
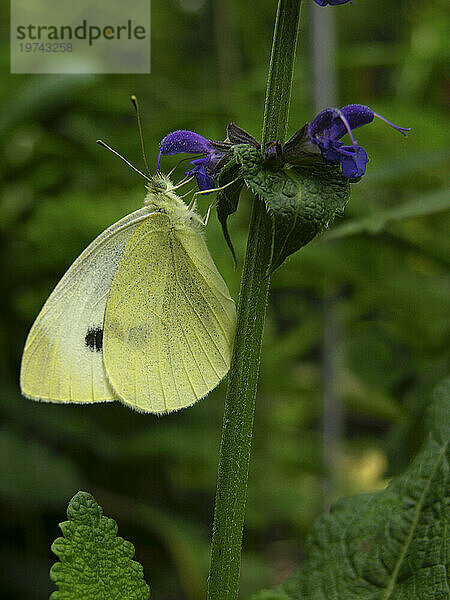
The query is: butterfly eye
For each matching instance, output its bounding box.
[149,175,168,192]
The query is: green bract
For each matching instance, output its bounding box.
[50,491,150,600]
[216,157,244,266]
[219,144,350,274]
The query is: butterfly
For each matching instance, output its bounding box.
[20,170,236,414]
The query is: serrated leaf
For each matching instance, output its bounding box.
[216,157,244,265]
[233,144,350,273]
[50,491,150,600]
[251,377,450,600]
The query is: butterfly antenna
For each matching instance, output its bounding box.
[130,95,150,174]
[97,139,150,181]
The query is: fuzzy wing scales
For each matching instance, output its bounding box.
[103,212,236,413]
[20,207,152,404]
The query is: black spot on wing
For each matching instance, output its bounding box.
[85,327,103,352]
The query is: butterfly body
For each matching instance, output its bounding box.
[20,174,236,414]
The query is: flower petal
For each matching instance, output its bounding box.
[339,145,368,178]
[308,108,340,140]
[187,163,215,191]
[313,0,352,5]
[158,130,214,167]
[321,139,344,164]
[340,104,374,132]
[308,105,374,143]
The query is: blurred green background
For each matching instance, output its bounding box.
[1,1,449,598]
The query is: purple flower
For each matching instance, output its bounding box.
[313,0,352,5]
[158,130,227,191]
[307,104,410,178]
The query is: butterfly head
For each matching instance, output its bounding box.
[144,173,180,208]
[144,173,197,226]
[146,173,174,195]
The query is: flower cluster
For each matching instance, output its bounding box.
[158,105,410,188]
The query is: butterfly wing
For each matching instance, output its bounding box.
[103,212,236,413]
[20,207,152,404]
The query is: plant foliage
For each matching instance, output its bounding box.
[233,144,350,273]
[251,377,449,600]
[50,491,150,600]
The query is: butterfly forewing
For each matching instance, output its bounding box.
[103,212,236,413]
[20,207,152,404]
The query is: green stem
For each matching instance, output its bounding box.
[261,0,302,149]
[207,2,302,599]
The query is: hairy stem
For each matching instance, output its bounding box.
[207,2,302,599]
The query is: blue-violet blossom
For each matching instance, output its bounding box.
[307,104,410,178]
[158,107,410,187]
[158,130,227,191]
[313,0,353,6]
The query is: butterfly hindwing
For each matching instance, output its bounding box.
[103,212,236,413]
[20,207,152,404]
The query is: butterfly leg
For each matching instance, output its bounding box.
[190,177,242,225]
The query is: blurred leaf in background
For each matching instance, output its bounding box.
[0,0,449,598]
[251,376,449,599]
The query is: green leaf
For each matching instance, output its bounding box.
[251,376,450,600]
[50,491,150,600]
[233,144,350,273]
